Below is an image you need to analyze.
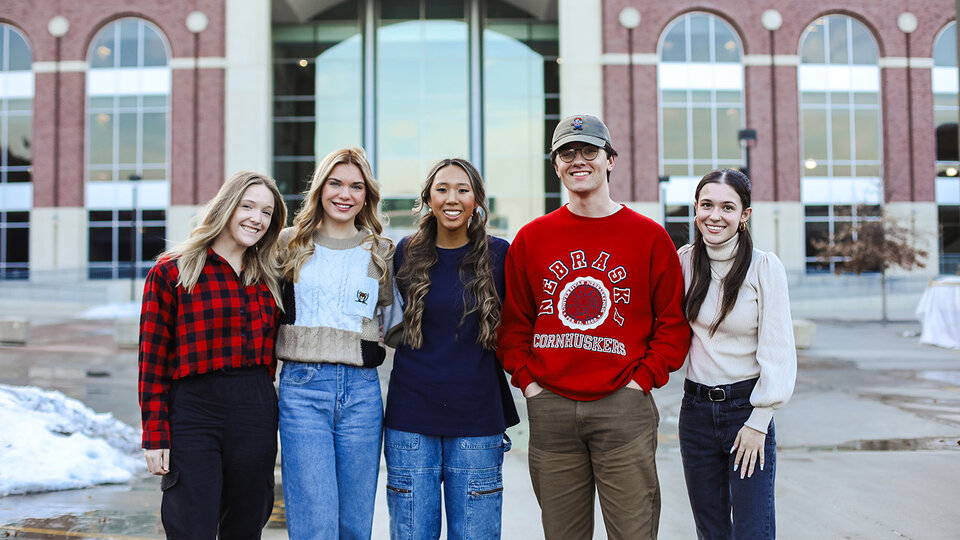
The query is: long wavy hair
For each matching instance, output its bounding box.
[396,158,500,350]
[161,171,287,307]
[281,147,392,287]
[684,168,754,336]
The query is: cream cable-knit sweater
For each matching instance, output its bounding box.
[275,227,393,367]
[678,235,797,433]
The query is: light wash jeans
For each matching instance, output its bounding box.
[279,362,383,540]
[384,428,510,540]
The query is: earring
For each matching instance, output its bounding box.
[739,221,747,232]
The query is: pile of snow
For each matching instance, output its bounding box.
[0,384,142,496]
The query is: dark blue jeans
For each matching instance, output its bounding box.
[678,380,776,540]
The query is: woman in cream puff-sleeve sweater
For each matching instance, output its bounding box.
[677,168,796,540]
[677,237,796,434]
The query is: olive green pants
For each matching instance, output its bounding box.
[526,386,661,540]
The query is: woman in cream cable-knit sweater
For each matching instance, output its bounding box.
[276,147,394,540]
[677,168,796,540]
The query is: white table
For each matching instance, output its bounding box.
[916,277,960,349]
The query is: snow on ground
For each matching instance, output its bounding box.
[76,302,140,320]
[0,384,142,496]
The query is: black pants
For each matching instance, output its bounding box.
[161,367,278,540]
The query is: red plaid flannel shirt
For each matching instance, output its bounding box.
[138,251,279,449]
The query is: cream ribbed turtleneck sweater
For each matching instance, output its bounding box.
[677,236,797,433]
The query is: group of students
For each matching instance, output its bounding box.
[138,114,797,540]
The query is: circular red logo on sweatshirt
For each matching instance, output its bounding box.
[557,276,610,330]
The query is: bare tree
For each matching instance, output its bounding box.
[814,208,928,322]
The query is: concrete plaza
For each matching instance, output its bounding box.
[0,300,958,539]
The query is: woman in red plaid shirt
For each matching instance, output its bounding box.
[138,171,287,538]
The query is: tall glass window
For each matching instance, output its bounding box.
[484,11,554,228]
[658,12,744,248]
[272,0,556,234]
[0,24,32,279]
[934,22,960,274]
[273,1,361,198]
[799,16,882,272]
[86,18,169,279]
[377,7,469,206]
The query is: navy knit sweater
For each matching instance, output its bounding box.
[384,235,519,437]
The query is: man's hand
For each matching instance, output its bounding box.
[524,381,544,398]
[731,425,765,479]
[144,448,170,475]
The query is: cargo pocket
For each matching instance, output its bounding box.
[464,473,503,538]
[160,470,180,491]
[386,473,414,540]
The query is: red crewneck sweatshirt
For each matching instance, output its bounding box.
[499,205,690,400]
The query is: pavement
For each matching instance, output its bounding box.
[0,301,958,539]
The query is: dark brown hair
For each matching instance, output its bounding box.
[395,158,501,350]
[684,168,753,336]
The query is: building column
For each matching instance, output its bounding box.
[224,0,272,177]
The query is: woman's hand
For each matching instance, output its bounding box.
[144,448,170,475]
[730,425,765,479]
[524,381,544,398]
[625,380,642,391]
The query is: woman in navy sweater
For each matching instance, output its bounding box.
[383,158,519,539]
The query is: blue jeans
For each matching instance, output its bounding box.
[278,362,383,540]
[678,381,777,540]
[384,428,510,540]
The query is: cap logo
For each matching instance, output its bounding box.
[572,117,583,131]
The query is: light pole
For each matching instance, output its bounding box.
[186,11,209,205]
[738,128,757,179]
[658,175,670,230]
[48,16,69,270]
[761,9,782,201]
[898,12,918,202]
[129,174,141,300]
[619,7,641,201]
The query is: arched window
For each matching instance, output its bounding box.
[85,18,169,279]
[658,12,745,247]
[933,22,959,274]
[799,15,882,272]
[0,24,32,279]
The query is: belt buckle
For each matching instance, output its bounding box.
[707,387,726,402]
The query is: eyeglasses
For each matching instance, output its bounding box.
[557,145,601,163]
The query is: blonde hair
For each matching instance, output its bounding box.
[281,147,392,285]
[161,171,287,308]
[395,158,500,350]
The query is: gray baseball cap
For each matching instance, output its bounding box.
[551,114,612,153]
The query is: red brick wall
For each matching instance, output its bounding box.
[2,0,225,208]
[601,0,956,204]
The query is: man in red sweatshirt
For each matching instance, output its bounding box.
[499,114,690,539]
